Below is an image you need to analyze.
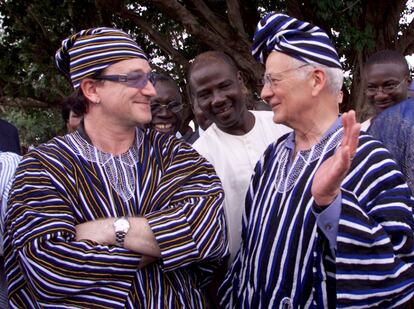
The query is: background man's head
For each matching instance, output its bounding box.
[188,51,247,133]
[191,99,212,131]
[61,93,86,133]
[364,50,411,114]
[150,73,183,135]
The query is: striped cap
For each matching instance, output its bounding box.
[55,27,148,89]
[252,13,342,69]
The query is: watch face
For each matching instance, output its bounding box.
[115,218,130,232]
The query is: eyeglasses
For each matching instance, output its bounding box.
[150,100,183,114]
[262,64,310,86]
[365,79,407,96]
[94,71,156,89]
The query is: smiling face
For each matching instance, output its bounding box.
[94,58,156,128]
[150,80,183,135]
[260,52,313,128]
[364,63,409,114]
[189,58,247,134]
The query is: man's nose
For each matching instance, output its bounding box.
[261,83,273,101]
[374,88,389,100]
[157,106,173,117]
[143,79,157,97]
[211,91,226,107]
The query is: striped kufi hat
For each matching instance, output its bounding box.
[55,27,148,89]
[252,13,342,69]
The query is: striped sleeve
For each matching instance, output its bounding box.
[145,139,228,271]
[336,136,414,307]
[5,155,142,305]
[0,152,21,239]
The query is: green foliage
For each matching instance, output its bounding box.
[0,0,99,100]
[0,107,64,147]
[0,0,412,125]
[310,0,375,68]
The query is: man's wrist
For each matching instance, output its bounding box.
[314,194,337,208]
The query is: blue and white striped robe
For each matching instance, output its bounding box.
[219,119,414,308]
[4,128,228,308]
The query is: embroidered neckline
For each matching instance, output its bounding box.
[68,128,144,202]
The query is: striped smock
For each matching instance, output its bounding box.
[219,118,414,308]
[4,128,228,308]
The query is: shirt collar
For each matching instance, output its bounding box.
[285,115,342,151]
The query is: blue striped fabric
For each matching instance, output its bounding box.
[252,12,342,69]
[55,27,148,89]
[0,152,21,309]
[219,120,414,308]
[4,129,228,308]
[0,152,21,254]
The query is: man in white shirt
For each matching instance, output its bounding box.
[189,51,290,262]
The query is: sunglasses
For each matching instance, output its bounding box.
[94,71,156,89]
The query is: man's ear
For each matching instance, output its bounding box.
[80,78,101,104]
[310,68,327,96]
[237,71,250,96]
[237,71,244,84]
[405,76,412,88]
[186,84,198,113]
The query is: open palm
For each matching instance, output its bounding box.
[311,111,361,206]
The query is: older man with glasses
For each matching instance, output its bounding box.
[219,13,414,308]
[4,27,228,308]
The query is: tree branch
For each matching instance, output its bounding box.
[339,0,361,13]
[286,0,305,20]
[119,9,190,70]
[151,0,251,55]
[397,18,414,55]
[0,96,55,108]
[365,0,406,48]
[189,0,234,39]
[225,0,248,40]
[27,5,50,39]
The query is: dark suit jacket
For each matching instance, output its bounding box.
[0,119,21,155]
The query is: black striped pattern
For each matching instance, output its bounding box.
[55,27,148,89]
[4,129,228,308]
[252,12,342,68]
[219,124,414,308]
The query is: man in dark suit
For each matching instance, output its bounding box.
[0,119,21,155]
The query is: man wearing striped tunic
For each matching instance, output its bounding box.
[219,13,414,308]
[4,28,228,308]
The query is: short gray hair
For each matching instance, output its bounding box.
[290,57,343,94]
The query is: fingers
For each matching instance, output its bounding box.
[341,112,350,147]
[341,110,360,159]
[339,145,352,172]
[349,122,361,158]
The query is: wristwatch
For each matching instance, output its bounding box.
[114,217,130,247]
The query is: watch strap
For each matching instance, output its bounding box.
[115,231,126,247]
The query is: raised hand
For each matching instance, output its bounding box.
[311,110,361,206]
